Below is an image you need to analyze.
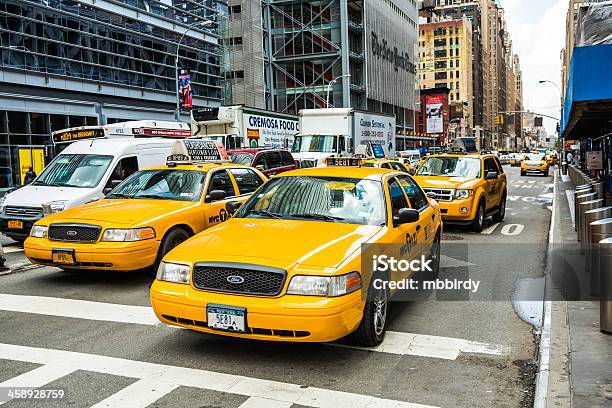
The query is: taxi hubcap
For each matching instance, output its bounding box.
[373,288,388,336]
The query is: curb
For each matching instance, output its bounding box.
[533,169,557,407]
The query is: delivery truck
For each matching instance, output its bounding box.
[191,106,299,150]
[291,108,396,168]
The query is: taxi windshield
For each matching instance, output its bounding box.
[526,154,545,161]
[229,153,255,165]
[416,156,481,178]
[32,154,113,188]
[236,176,386,226]
[107,170,206,201]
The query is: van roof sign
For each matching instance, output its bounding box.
[52,127,105,144]
[168,139,224,163]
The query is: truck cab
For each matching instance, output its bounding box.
[291,133,350,168]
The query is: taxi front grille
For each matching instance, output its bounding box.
[192,262,286,296]
[4,206,43,218]
[424,188,454,201]
[48,224,101,243]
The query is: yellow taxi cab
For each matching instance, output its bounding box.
[520,153,549,176]
[413,152,507,232]
[361,158,412,173]
[510,153,525,167]
[24,141,267,272]
[150,157,442,346]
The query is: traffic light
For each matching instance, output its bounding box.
[494,115,505,125]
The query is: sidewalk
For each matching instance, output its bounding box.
[544,170,612,407]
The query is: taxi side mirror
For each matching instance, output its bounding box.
[393,208,419,227]
[485,171,498,180]
[226,201,242,215]
[206,190,226,202]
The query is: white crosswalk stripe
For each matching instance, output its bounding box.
[0,293,508,360]
[0,363,76,405]
[2,245,23,254]
[0,343,438,408]
[239,397,293,408]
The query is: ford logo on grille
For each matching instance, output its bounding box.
[66,230,78,237]
[226,275,244,284]
[18,209,26,214]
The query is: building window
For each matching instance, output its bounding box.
[456,71,460,78]
[450,71,454,79]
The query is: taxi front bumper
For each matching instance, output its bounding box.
[150,280,364,343]
[24,237,159,271]
[521,165,548,174]
[435,198,477,222]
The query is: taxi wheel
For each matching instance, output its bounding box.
[154,228,191,271]
[470,201,485,233]
[427,233,441,280]
[351,274,389,346]
[492,194,506,222]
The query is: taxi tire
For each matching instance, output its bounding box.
[470,200,486,233]
[351,273,389,346]
[520,170,526,176]
[427,233,441,280]
[154,227,191,271]
[492,193,506,222]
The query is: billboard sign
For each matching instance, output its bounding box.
[178,69,193,111]
[426,95,444,134]
[241,111,299,148]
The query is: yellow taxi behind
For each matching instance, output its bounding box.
[361,158,412,173]
[151,162,442,345]
[520,153,549,176]
[24,162,267,271]
[413,153,507,232]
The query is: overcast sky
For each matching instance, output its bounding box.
[503,0,567,135]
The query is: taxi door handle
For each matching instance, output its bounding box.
[416,225,421,231]
[431,214,436,220]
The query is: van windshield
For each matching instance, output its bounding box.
[291,135,337,153]
[32,154,113,188]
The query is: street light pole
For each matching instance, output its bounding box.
[326,74,351,108]
[175,18,218,121]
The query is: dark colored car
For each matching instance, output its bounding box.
[227,148,297,177]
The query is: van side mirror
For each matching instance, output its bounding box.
[206,190,226,202]
[226,201,242,215]
[485,171,499,180]
[393,208,419,226]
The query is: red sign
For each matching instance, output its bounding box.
[133,128,192,138]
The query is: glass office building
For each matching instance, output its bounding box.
[0,0,226,188]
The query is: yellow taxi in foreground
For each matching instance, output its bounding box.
[520,153,549,176]
[413,153,507,232]
[25,162,267,272]
[151,164,442,345]
[361,158,412,173]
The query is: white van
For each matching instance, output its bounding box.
[0,138,175,241]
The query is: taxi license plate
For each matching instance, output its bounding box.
[207,305,246,332]
[7,220,23,229]
[52,250,76,265]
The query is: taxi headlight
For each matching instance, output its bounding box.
[454,189,472,200]
[101,227,156,242]
[42,200,68,216]
[30,225,48,238]
[156,262,190,284]
[287,272,362,297]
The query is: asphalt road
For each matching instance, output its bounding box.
[0,165,553,408]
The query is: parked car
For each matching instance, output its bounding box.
[227,148,297,177]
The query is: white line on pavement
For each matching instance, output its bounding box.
[481,222,500,235]
[239,397,293,408]
[0,343,437,408]
[90,378,180,408]
[0,294,508,360]
[0,363,76,405]
[2,246,23,254]
[565,190,575,226]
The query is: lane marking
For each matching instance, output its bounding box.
[239,397,293,408]
[90,378,180,408]
[0,343,438,408]
[440,255,476,269]
[0,294,507,360]
[0,363,76,405]
[481,222,500,235]
[500,224,524,236]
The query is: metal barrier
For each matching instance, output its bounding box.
[579,200,604,252]
[591,181,605,204]
[591,218,612,297]
[600,237,612,334]
[576,192,598,236]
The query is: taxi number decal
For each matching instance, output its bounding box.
[424,223,433,241]
[400,232,418,257]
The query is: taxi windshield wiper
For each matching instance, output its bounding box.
[290,213,345,222]
[245,210,284,219]
[134,194,172,200]
[107,193,132,199]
